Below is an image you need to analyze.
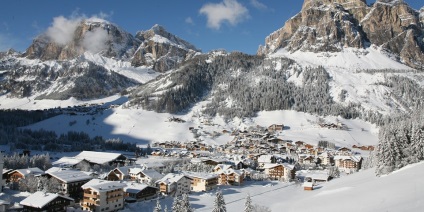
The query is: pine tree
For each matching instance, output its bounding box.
[212,190,226,212]
[154,199,162,212]
[181,193,193,212]
[164,205,168,212]
[172,196,182,212]
[244,193,253,212]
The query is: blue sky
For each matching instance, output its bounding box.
[0,0,422,54]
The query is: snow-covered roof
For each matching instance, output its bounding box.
[303,182,314,188]
[305,171,330,181]
[82,179,126,192]
[52,156,84,167]
[156,173,186,184]
[183,171,218,180]
[123,182,158,194]
[13,168,44,177]
[334,155,362,162]
[214,164,233,172]
[20,191,74,208]
[75,151,126,165]
[47,170,92,183]
[129,167,144,174]
[139,169,163,180]
[258,155,274,163]
[114,165,143,175]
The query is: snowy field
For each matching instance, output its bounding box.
[121,161,424,212]
[23,103,378,148]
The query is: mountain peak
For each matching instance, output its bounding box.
[259,0,424,69]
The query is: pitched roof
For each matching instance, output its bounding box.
[140,169,163,180]
[156,173,186,184]
[75,151,126,165]
[123,182,158,194]
[52,157,84,167]
[13,168,44,177]
[82,179,126,192]
[183,171,218,180]
[20,191,74,208]
[47,170,92,183]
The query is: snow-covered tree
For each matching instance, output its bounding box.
[244,193,253,212]
[213,190,226,212]
[172,196,182,212]
[181,193,193,212]
[154,199,162,212]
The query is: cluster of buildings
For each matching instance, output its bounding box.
[0,123,372,211]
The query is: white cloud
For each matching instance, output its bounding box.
[46,16,82,45]
[82,28,109,53]
[45,12,111,46]
[185,17,195,25]
[250,0,268,10]
[199,0,249,30]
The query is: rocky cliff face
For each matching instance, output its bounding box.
[258,0,424,69]
[131,25,200,72]
[24,20,139,61]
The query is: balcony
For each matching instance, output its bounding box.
[107,195,123,202]
[82,199,99,205]
[83,193,99,199]
[107,190,123,196]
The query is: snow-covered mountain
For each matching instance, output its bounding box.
[0,20,199,101]
[258,0,424,69]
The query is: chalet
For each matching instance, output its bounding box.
[184,172,218,192]
[268,124,284,132]
[334,155,362,171]
[74,151,132,167]
[52,157,89,169]
[123,182,158,201]
[81,179,126,212]
[263,163,296,181]
[336,147,352,156]
[156,173,191,196]
[213,164,233,173]
[295,141,305,147]
[129,169,163,184]
[304,171,331,183]
[20,191,74,212]
[45,170,92,200]
[8,168,44,190]
[106,165,143,181]
[141,162,166,173]
[217,169,244,186]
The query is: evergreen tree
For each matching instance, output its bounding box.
[164,205,168,212]
[154,199,162,212]
[244,193,253,212]
[172,196,182,212]
[212,190,226,212]
[181,193,193,212]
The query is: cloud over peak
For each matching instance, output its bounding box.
[199,0,249,30]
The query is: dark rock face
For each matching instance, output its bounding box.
[258,0,424,69]
[131,25,200,72]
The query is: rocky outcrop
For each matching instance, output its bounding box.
[24,20,139,61]
[131,25,200,72]
[258,0,424,69]
[361,1,423,68]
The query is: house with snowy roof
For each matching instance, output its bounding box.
[156,173,191,196]
[217,168,244,186]
[52,157,89,168]
[44,169,92,200]
[263,163,296,181]
[129,168,163,184]
[8,168,44,189]
[183,172,218,192]
[81,179,126,212]
[123,182,158,201]
[106,165,143,181]
[334,155,362,171]
[213,164,233,173]
[74,151,132,166]
[20,191,74,212]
